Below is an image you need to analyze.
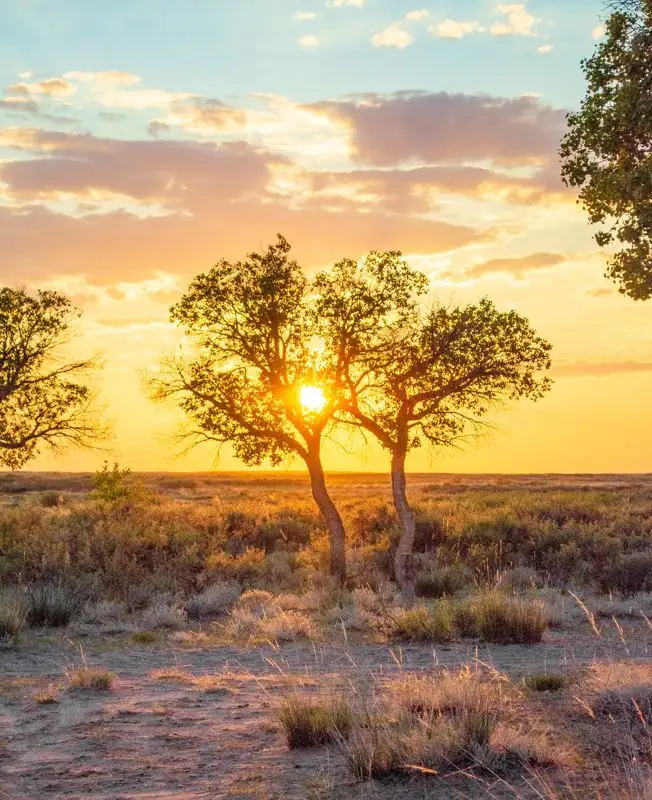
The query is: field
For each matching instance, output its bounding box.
[2,471,652,799]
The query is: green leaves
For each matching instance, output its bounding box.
[560,0,652,299]
[0,288,101,469]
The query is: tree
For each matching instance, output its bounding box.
[151,236,353,582]
[560,0,652,299]
[0,287,101,469]
[318,267,552,603]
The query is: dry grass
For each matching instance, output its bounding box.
[149,668,195,684]
[33,683,60,704]
[67,667,115,690]
[278,694,354,748]
[473,593,549,644]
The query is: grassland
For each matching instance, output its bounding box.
[1,471,652,797]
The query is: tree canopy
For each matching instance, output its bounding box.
[560,0,652,299]
[316,257,553,600]
[0,288,101,469]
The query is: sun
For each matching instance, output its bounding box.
[300,385,327,414]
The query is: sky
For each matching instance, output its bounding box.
[2,0,649,475]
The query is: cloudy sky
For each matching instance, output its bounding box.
[3,0,649,474]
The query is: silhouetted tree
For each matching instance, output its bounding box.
[151,236,352,581]
[560,0,652,299]
[0,288,101,469]
[318,261,553,603]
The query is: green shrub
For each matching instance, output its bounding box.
[474,594,548,645]
[26,581,81,627]
[278,695,354,748]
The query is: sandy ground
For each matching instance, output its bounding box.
[1,622,651,799]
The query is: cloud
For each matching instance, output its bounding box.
[308,91,567,167]
[586,287,614,298]
[465,252,568,278]
[592,23,606,39]
[298,34,320,47]
[327,0,365,5]
[429,19,484,38]
[372,23,413,49]
[537,44,554,54]
[64,70,141,86]
[305,164,571,213]
[148,97,246,135]
[294,11,317,19]
[554,361,652,378]
[0,127,487,284]
[0,97,40,114]
[8,78,76,97]
[406,10,429,21]
[490,3,540,36]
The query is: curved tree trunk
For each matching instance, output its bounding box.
[391,448,416,606]
[306,450,347,586]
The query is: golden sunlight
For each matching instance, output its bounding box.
[299,384,327,414]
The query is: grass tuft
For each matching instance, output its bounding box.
[474,593,549,644]
[524,672,567,692]
[26,581,80,627]
[278,694,354,748]
[67,667,115,690]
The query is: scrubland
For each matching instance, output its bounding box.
[2,471,652,798]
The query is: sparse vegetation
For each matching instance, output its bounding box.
[524,672,567,692]
[473,593,549,645]
[26,581,81,627]
[67,667,115,690]
[34,684,60,704]
[278,694,354,748]
[0,587,27,642]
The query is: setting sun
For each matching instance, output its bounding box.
[299,385,327,414]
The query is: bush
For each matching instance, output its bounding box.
[474,594,549,645]
[185,581,241,620]
[260,610,314,642]
[524,673,567,692]
[415,563,474,598]
[26,581,81,627]
[391,601,455,643]
[67,667,115,690]
[0,588,28,642]
[279,695,354,748]
[601,551,652,596]
[140,601,187,630]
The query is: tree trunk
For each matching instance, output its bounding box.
[391,449,416,606]
[306,451,347,586]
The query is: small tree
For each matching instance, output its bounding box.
[0,287,101,469]
[560,0,652,299]
[318,265,552,603]
[151,236,350,581]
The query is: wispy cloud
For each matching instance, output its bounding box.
[406,10,429,21]
[298,35,320,47]
[555,361,652,378]
[465,252,568,279]
[327,0,365,6]
[429,19,484,39]
[592,23,606,39]
[8,78,76,96]
[294,11,317,20]
[537,44,554,54]
[372,23,413,49]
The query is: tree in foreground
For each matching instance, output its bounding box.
[560,0,652,299]
[318,271,553,602]
[0,288,101,469]
[150,237,346,581]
